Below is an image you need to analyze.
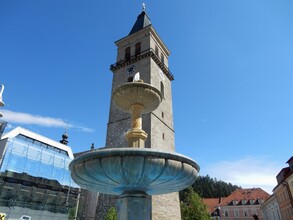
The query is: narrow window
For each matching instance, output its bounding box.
[135,42,141,56]
[162,133,165,140]
[244,210,248,216]
[127,76,134,82]
[160,81,164,99]
[155,45,159,56]
[161,53,164,64]
[162,112,164,118]
[125,47,131,60]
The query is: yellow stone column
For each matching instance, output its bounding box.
[125,104,148,148]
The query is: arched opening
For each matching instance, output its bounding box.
[125,47,131,60]
[135,42,141,56]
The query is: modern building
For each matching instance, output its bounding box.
[0,126,80,220]
[271,156,293,220]
[96,7,180,220]
[261,194,281,220]
[215,188,270,220]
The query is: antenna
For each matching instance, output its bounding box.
[0,85,4,118]
[0,85,4,107]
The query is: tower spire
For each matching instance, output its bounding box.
[128,5,151,36]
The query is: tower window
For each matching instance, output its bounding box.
[135,42,141,56]
[155,45,159,56]
[162,112,164,118]
[160,81,164,99]
[162,133,165,140]
[125,47,131,60]
[161,53,164,64]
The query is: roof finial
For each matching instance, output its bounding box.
[91,143,95,151]
[142,3,146,12]
[60,129,69,145]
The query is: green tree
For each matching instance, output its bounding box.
[104,207,118,220]
[180,187,210,220]
[181,175,240,199]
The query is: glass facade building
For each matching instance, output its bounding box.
[0,127,80,220]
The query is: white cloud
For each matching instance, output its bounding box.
[1,110,94,133]
[202,156,282,194]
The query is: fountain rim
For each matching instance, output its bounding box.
[113,82,163,99]
[112,81,163,112]
[69,147,200,172]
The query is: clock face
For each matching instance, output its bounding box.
[126,65,136,75]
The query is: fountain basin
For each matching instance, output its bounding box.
[69,148,199,195]
[113,82,162,114]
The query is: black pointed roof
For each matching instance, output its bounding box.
[129,11,152,35]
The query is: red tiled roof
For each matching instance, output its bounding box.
[202,198,222,213]
[219,188,270,206]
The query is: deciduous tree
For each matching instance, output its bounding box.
[181,187,210,220]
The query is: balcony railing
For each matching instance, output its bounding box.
[110,48,174,81]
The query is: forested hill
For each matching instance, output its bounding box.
[180,175,241,200]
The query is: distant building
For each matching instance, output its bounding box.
[202,197,223,217]
[270,156,293,220]
[213,188,270,220]
[261,194,281,220]
[0,126,80,219]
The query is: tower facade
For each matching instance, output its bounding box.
[105,10,181,219]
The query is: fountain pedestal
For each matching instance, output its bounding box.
[117,192,151,220]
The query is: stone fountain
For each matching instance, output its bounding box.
[69,80,200,220]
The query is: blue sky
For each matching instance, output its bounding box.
[0,1,292,193]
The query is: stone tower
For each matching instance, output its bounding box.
[105,8,181,220]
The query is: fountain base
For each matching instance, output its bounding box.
[117,192,151,220]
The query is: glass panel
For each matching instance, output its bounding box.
[27,146,41,160]
[39,163,53,179]
[12,142,27,156]
[52,167,64,181]
[41,151,53,164]
[8,154,26,172]
[25,158,40,176]
[54,155,65,168]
